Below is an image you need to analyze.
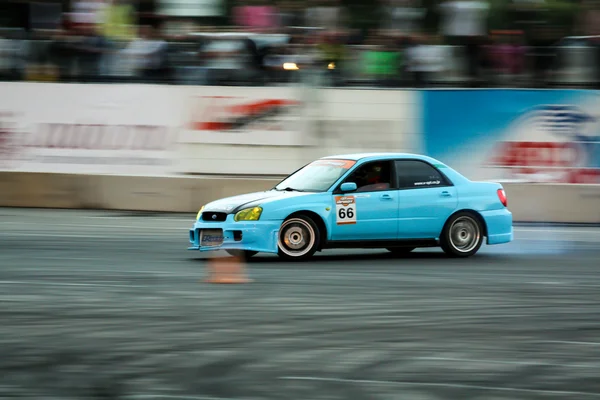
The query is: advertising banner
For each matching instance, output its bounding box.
[180,86,309,147]
[1,83,420,177]
[0,83,181,176]
[318,89,421,155]
[176,88,421,176]
[422,89,600,184]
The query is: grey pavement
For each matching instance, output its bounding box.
[0,208,599,400]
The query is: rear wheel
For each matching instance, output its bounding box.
[440,212,483,257]
[277,215,320,261]
[225,250,258,259]
[386,247,416,255]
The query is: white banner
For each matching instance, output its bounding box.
[0,83,182,176]
[179,86,312,147]
[176,88,422,175]
[0,83,422,177]
[315,89,421,154]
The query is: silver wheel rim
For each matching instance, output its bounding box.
[449,216,480,253]
[278,218,315,257]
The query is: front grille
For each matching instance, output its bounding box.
[201,211,227,222]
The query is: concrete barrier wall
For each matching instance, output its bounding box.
[503,183,600,224]
[1,172,599,223]
[0,172,279,213]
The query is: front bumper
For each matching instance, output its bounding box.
[188,215,281,254]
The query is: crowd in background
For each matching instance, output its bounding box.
[1,0,600,88]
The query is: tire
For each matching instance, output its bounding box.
[277,215,320,261]
[440,212,484,257]
[225,250,258,259]
[386,247,416,255]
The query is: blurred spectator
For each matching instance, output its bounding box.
[48,28,73,81]
[101,0,136,42]
[577,0,600,36]
[407,34,447,86]
[275,1,305,30]
[305,0,350,32]
[508,0,548,43]
[70,0,107,30]
[578,0,600,88]
[489,31,526,77]
[316,32,347,85]
[1,0,600,88]
[378,0,425,37]
[123,25,169,82]
[100,0,136,76]
[529,24,558,85]
[439,0,490,82]
[0,31,25,80]
[73,23,109,81]
[232,0,279,32]
[0,34,9,78]
[360,32,401,86]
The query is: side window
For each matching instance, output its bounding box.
[342,161,393,192]
[395,160,450,189]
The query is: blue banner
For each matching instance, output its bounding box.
[422,89,600,184]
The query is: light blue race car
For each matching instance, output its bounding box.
[188,153,513,260]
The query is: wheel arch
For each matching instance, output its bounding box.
[285,210,328,250]
[443,209,488,238]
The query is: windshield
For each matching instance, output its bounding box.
[274,159,356,192]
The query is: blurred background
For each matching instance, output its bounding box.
[1,0,600,88]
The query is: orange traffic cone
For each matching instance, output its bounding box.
[204,254,252,284]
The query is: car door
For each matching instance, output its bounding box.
[330,160,399,241]
[395,160,458,239]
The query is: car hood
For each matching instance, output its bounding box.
[203,190,312,213]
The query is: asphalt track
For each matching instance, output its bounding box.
[1,208,600,400]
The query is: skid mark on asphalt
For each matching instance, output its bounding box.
[279,376,600,397]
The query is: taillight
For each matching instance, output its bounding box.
[497,188,507,207]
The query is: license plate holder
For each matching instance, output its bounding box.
[200,229,224,247]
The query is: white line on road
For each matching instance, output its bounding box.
[0,233,177,238]
[84,217,194,223]
[414,356,595,368]
[0,222,185,230]
[6,268,199,276]
[279,376,600,397]
[543,340,600,346]
[127,395,234,400]
[0,280,145,288]
[516,228,600,234]
[4,256,104,261]
[527,281,600,288]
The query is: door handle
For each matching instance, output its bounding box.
[380,194,393,200]
[440,191,452,197]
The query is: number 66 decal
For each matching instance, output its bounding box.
[335,195,356,225]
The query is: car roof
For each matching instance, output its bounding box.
[319,152,470,185]
[321,152,440,163]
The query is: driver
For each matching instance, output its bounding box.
[356,163,390,192]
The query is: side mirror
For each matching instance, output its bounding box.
[340,182,357,192]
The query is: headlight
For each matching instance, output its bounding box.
[196,206,204,220]
[234,206,262,222]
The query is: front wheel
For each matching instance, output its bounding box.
[440,212,484,257]
[277,215,321,261]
